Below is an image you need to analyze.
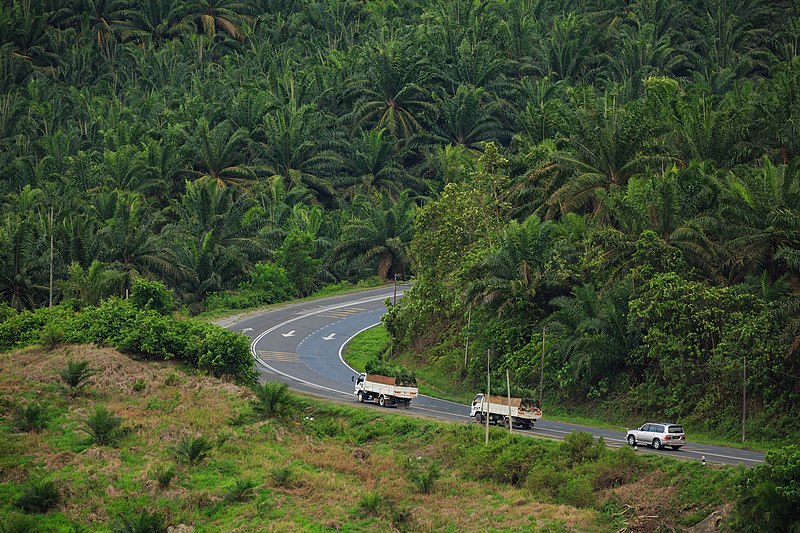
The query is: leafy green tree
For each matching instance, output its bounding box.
[59,260,123,305]
[276,229,320,297]
[733,445,800,532]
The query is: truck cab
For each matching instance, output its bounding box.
[470,394,485,418]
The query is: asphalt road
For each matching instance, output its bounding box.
[223,286,766,467]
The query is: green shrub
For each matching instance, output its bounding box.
[358,491,383,515]
[252,381,293,419]
[40,321,64,350]
[0,511,39,532]
[129,278,174,315]
[0,306,73,352]
[205,262,294,311]
[132,378,146,392]
[173,435,213,465]
[112,509,167,533]
[557,431,607,468]
[270,466,294,487]
[224,478,258,503]
[59,359,96,394]
[195,326,255,382]
[83,405,125,446]
[526,465,568,501]
[12,403,49,432]
[16,476,60,513]
[404,458,440,494]
[365,359,417,386]
[732,445,800,532]
[557,475,596,508]
[153,464,176,489]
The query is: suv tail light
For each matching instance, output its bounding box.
[664,435,671,440]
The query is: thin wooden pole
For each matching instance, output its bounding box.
[485,348,490,445]
[507,369,512,435]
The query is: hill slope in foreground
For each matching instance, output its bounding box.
[0,345,735,531]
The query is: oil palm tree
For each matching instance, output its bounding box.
[255,102,342,204]
[345,39,435,138]
[188,119,256,189]
[431,84,508,150]
[466,214,562,318]
[332,191,415,280]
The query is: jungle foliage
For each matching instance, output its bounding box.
[1,0,799,436]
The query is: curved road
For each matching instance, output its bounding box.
[223,286,765,467]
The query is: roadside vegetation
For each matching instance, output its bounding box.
[6,345,789,532]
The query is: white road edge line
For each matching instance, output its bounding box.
[337,322,475,410]
[246,292,401,398]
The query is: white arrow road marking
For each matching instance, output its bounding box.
[282,330,296,337]
[322,333,336,340]
[241,327,253,332]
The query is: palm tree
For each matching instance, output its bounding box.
[254,103,342,204]
[188,119,256,189]
[547,283,633,395]
[97,191,174,293]
[345,39,435,138]
[59,260,123,305]
[0,212,46,310]
[332,191,415,280]
[466,214,562,318]
[718,158,800,287]
[168,179,264,300]
[431,84,508,150]
[340,128,419,199]
[119,0,194,48]
[549,92,659,219]
[190,0,252,41]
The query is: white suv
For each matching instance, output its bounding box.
[626,423,686,450]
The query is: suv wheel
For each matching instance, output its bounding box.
[652,438,662,450]
[627,435,636,446]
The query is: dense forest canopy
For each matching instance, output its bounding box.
[1,0,799,437]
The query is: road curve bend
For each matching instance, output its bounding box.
[221,286,766,467]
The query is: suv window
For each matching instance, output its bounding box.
[653,425,665,433]
[668,426,684,434]
[641,424,652,431]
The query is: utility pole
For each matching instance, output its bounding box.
[485,348,490,445]
[393,273,397,306]
[48,207,54,308]
[539,327,545,410]
[464,310,471,369]
[506,369,512,435]
[742,354,747,442]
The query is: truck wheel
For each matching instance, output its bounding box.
[379,395,386,407]
[357,392,364,403]
[474,413,483,424]
[504,418,512,429]
[403,400,410,409]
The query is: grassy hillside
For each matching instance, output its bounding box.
[1,345,740,531]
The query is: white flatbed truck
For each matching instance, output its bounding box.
[353,373,418,408]
[470,393,541,430]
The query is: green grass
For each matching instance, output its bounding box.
[342,326,389,372]
[197,278,386,321]
[346,327,774,452]
[0,345,744,531]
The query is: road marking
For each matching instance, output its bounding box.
[281,330,296,337]
[241,327,253,332]
[256,350,300,362]
[249,292,402,397]
[322,333,336,341]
